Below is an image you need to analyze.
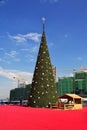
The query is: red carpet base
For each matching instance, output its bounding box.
[0,105,87,130]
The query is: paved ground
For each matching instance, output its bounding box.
[0,105,87,130]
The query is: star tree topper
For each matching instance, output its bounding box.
[42,17,46,23]
[42,17,46,32]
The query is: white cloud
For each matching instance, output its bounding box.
[20,45,39,53]
[9,32,41,43]
[26,54,35,62]
[4,50,20,62]
[0,66,33,99]
[0,58,11,64]
[31,46,39,53]
[9,34,26,43]
[5,50,18,58]
[0,57,10,64]
[20,48,30,51]
[0,66,33,83]
[24,33,41,42]
[14,58,20,62]
[20,46,38,62]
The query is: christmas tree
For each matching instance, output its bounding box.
[28,19,57,107]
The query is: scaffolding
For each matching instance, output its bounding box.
[10,71,87,101]
[57,71,87,97]
[57,77,74,96]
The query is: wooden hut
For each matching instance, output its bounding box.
[58,94,82,110]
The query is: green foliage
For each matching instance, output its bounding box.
[28,32,57,107]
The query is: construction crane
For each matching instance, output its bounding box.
[13,76,20,88]
[9,72,30,88]
[13,76,29,88]
[57,66,87,76]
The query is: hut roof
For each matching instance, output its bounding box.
[59,94,82,99]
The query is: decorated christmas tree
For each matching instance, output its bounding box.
[28,19,57,107]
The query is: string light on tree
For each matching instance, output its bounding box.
[28,18,57,107]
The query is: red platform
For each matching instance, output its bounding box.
[0,105,87,130]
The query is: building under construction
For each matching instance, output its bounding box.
[57,70,87,98]
[10,70,87,102]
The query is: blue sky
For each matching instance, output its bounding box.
[0,0,87,99]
